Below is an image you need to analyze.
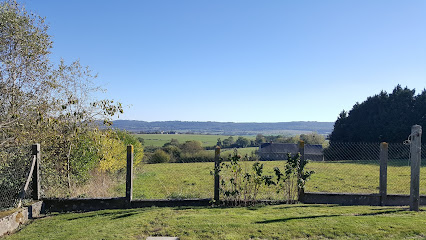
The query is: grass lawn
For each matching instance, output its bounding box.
[5,204,426,240]
[134,134,255,147]
[120,160,426,200]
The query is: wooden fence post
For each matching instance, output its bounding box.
[31,144,41,201]
[214,146,221,203]
[410,125,422,211]
[298,140,305,200]
[379,142,388,206]
[126,145,133,204]
[298,140,305,162]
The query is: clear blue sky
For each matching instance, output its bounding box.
[24,0,426,123]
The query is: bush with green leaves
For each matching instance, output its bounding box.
[148,149,170,164]
[219,150,275,206]
[273,153,314,203]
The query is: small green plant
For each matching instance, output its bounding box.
[273,153,314,203]
[219,149,275,206]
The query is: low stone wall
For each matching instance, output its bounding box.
[301,192,426,206]
[43,198,294,212]
[43,198,127,213]
[0,201,43,237]
[131,199,211,208]
[43,198,213,212]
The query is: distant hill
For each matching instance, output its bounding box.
[110,120,334,136]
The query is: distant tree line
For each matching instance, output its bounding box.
[140,132,327,164]
[143,139,214,163]
[111,120,334,135]
[216,136,254,148]
[137,131,177,134]
[254,133,326,146]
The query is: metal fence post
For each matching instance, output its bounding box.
[214,146,221,203]
[31,144,41,201]
[298,140,305,200]
[379,142,388,206]
[410,125,422,211]
[126,145,133,204]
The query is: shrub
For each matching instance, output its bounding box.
[180,140,203,154]
[162,145,181,162]
[273,153,314,203]
[178,151,215,163]
[218,150,275,206]
[148,149,170,164]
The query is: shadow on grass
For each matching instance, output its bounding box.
[256,214,341,224]
[273,204,340,209]
[66,209,145,221]
[255,209,407,224]
[171,203,341,212]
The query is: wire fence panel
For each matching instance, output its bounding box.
[0,145,33,211]
[131,161,214,200]
[2,141,424,206]
[386,143,426,195]
[40,145,126,199]
[387,143,411,195]
[306,142,381,194]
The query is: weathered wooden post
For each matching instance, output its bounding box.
[379,142,388,206]
[298,140,305,162]
[214,146,221,203]
[298,140,305,200]
[410,125,422,211]
[126,145,133,205]
[31,144,41,200]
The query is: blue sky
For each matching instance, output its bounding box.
[24,0,426,122]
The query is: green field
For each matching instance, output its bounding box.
[134,134,255,147]
[115,160,426,200]
[6,205,426,240]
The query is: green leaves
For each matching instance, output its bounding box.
[219,150,275,206]
[273,153,314,202]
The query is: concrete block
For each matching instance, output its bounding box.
[0,208,28,236]
[0,201,44,237]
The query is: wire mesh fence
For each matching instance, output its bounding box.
[131,147,259,200]
[132,142,426,202]
[386,143,426,195]
[131,161,214,200]
[387,143,411,195]
[1,141,424,207]
[0,145,34,211]
[306,142,426,195]
[39,145,126,199]
[306,142,381,194]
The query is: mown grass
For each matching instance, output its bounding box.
[120,160,426,200]
[6,204,426,240]
[134,134,254,147]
